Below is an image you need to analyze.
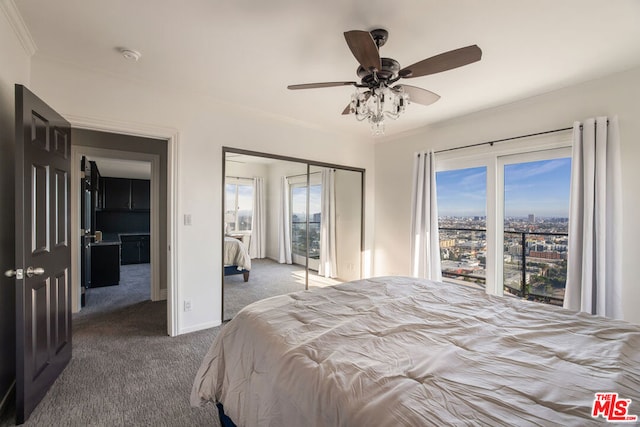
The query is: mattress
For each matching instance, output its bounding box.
[224,236,251,271]
[191,276,640,426]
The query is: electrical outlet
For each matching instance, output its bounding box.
[184,299,192,312]
[184,214,192,226]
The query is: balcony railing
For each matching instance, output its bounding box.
[439,227,568,306]
[291,221,321,259]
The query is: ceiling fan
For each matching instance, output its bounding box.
[287,29,482,134]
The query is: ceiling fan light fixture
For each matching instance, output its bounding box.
[350,84,409,135]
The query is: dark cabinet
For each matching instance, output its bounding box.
[103,177,132,210]
[131,179,150,210]
[120,234,150,264]
[90,243,121,287]
[102,177,150,211]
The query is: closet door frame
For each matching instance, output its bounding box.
[221,147,365,322]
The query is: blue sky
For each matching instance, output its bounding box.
[436,158,572,218]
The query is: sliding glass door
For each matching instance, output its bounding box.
[290,174,321,271]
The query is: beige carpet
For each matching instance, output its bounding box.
[223,258,342,320]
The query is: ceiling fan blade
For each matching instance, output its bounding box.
[344,30,381,72]
[395,85,440,106]
[400,45,482,78]
[287,81,356,90]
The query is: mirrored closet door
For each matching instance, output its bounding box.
[222,148,364,321]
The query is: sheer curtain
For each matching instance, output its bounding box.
[278,176,292,264]
[319,168,337,278]
[564,116,622,319]
[410,151,442,280]
[249,177,265,259]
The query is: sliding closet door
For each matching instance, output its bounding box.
[222,148,365,321]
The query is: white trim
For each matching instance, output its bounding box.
[159,288,167,300]
[67,114,179,337]
[179,319,221,335]
[0,0,37,56]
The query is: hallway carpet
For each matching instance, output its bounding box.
[1,264,221,427]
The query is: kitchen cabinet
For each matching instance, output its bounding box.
[102,177,132,210]
[102,177,150,211]
[120,234,150,264]
[131,179,150,210]
[90,242,121,287]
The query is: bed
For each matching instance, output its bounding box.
[191,276,640,426]
[224,236,251,282]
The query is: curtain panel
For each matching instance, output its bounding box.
[319,168,337,278]
[564,116,622,319]
[278,176,292,264]
[249,177,266,259]
[410,151,442,280]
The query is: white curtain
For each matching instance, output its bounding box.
[249,177,265,259]
[410,151,442,280]
[564,116,622,318]
[278,176,292,264]
[319,168,337,278]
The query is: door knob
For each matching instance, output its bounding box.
[25,267,45,277]
[4,269,24,279]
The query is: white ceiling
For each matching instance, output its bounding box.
[87,156,151,180]
[14,0,640,140]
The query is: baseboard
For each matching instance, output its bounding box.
[178,319,221,335]
[0,381,15,419]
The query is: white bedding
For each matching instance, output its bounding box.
[224,236,251,271]
[191,276,640,426]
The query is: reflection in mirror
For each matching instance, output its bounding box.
[223,151,363,321]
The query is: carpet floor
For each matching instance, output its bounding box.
[1,264,221,427]
[223,258,342,320]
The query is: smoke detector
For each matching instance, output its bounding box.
[120,48,142,62]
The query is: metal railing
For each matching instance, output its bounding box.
[292,221,321,259]
[439,227,568,306]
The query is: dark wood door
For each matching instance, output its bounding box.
[14,85,72,424]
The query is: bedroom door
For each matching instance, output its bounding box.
[8,85,72,424]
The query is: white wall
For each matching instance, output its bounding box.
[373,66,640,325]
[28,56,374,334]
[0,2,31,407]
[334,169,362,282]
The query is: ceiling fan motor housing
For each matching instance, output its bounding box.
[357,58,401,86]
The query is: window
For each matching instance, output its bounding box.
[289,174,321,270]
[435,133,572,306]
[500,152,571,306]
[225,178,253,232]
[437,167,487,288]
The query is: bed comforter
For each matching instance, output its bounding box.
[191,276,640,426]
[224,236,251,271]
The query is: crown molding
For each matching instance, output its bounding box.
[0,0,37,56]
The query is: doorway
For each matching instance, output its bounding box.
[70,128,174,335]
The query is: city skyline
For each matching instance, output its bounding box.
[436,158,572,218]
